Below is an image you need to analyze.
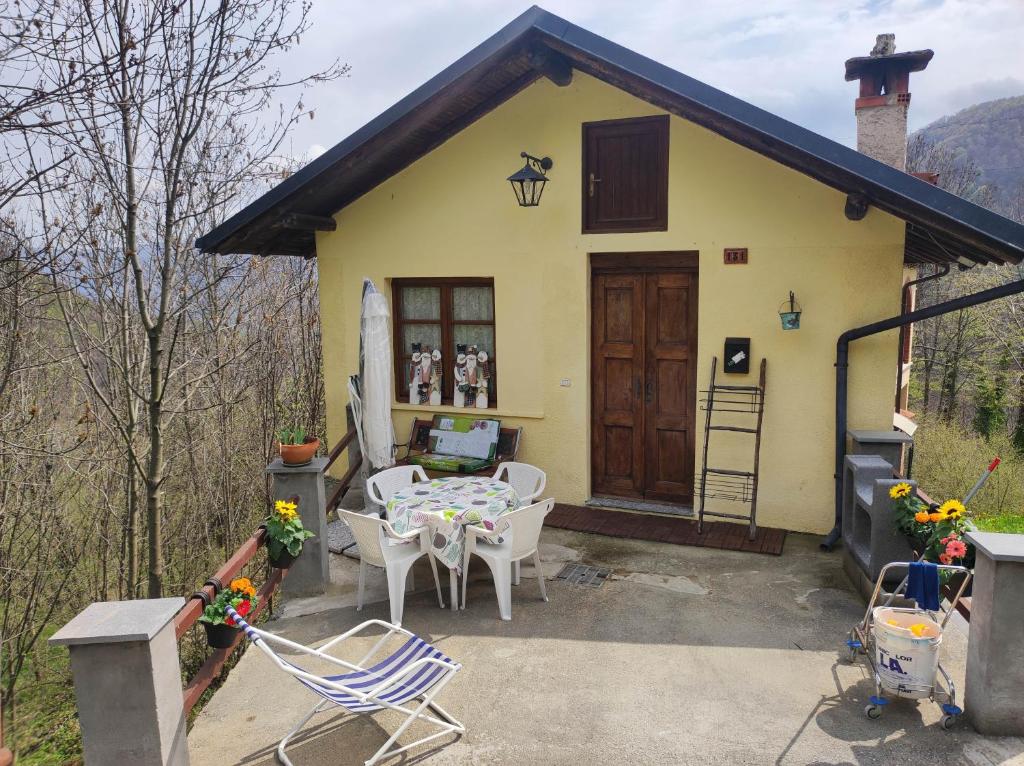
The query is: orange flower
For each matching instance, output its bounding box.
[928,512,945,523]
[230,577,255,597]
[914,511,930,524]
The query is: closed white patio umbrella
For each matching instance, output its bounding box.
[352,278,395,471]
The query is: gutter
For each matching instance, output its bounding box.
[823,276,1024,551]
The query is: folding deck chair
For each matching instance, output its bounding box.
[225,606,465,766]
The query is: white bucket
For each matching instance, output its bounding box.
[873,606,942,698]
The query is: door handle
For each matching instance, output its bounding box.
[645,380,654,404]
[588,172,602,197]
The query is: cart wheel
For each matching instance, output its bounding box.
[865,704,882,720]
[841,633,862,664]
[941,714,960,730]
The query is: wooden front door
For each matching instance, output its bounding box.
[591,254,698,505]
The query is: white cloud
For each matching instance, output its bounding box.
[279,0,1024,153]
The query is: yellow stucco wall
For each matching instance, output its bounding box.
[317,72,905,534]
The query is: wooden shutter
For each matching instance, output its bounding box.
[583,116,669,234]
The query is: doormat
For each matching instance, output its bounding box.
[555,563,612,588]
[545,504,787,556]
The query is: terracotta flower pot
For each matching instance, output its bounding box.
[203,622,240,649]
[279,436,320,466]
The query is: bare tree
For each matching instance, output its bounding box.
[47,0,342,597]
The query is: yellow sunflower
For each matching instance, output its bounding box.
[275,499,298,520]
[937,499,966,519]
[889,482,913,500]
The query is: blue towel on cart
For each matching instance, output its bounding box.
[906,561,940,611]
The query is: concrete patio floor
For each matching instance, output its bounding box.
[188,528,1024,766]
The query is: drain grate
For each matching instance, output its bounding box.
[556,563,611,588]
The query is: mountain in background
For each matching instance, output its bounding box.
[912,95,1024,211]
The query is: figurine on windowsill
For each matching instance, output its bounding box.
[408,344,443,406]
[454,344,489,408]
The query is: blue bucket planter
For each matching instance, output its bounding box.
[779,292,802,330]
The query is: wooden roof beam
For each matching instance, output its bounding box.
[279,212,337,232]
[528,42,573,87]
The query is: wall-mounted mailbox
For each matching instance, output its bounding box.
[724,337,750,374]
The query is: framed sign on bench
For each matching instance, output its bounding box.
[399,415,522,476]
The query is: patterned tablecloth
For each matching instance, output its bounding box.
[386,476,520,572]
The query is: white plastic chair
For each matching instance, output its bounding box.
[338,509,444,624]
[492,461,546,504]
[226,606,465,766]
[365,465,429,509]
[460,498,555,620]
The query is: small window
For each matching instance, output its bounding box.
[392,278,497,407]
[583,115,669,233]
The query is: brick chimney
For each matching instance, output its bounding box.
[845,35,933,170]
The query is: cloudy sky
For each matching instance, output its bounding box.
[281,0,1024,161]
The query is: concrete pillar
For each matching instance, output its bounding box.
[964,532,1024,735]
[267,456,330,596]
[49,598,188,766]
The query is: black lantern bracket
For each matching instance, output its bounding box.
[521,152,553,172]
[508,151,553,207]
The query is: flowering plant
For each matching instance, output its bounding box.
[199,577,258,627]
[890,482,972,566]
[266,498,314,561]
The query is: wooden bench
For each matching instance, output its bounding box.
[396,418,522,476]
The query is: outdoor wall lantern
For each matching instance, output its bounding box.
[779,292,802,330]
[508,152,553,207]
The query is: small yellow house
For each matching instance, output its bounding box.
[198,7,1024,535]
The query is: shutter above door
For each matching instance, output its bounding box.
[583,116,669,234]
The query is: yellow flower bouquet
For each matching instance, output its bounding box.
[265,498,315,568]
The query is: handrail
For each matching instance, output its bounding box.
[325,425,362,513]
[0,664,9,765]
[325,426,357,472]
[0,689,10,765]
[174,525,289,713]
[181,568,286,712]
[174,527,269,640]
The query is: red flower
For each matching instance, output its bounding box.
[236,599,252,617]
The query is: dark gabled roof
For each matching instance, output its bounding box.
[196,6,1024,266]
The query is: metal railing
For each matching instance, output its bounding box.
[174,527,287,712]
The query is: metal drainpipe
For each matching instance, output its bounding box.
[893,263,950,413]
[822,276,1024,551]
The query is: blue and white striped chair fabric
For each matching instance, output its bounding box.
[283,635,456,712]
[225,606,465,766]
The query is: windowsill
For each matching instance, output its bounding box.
[391,401,545,420]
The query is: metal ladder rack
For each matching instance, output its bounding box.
[697,357,767,540]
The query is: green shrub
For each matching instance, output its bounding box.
[911,417,1024,533]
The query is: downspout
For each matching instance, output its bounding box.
[823,276,1024,551]
[893,263,950,413]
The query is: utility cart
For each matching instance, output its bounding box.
[841,560,972,729]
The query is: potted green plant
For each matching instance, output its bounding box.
[278,426,320,465]
[266,498,315,569]
[198,577,258,649]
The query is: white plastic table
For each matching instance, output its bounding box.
[387,476,520,608]
[387,476,520,569]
